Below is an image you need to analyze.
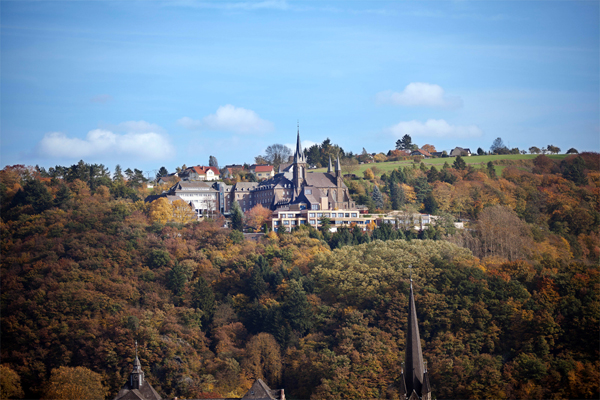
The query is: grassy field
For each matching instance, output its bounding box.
[311,153,569,177]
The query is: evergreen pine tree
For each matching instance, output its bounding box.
[191,277,215,325]
[487,161,497,179]
[453,155,467,170]
[231,201,243,231]
[371,185,384,209]
[282,281,313,334]
[168,263,188,297]
[249,265,267,299]
[54,184,73,209]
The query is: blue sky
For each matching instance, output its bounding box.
[1,0,598,175]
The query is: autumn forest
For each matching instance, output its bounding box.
[1,153,599,399]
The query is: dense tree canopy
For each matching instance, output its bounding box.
[0,155,598,399]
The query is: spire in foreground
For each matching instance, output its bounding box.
[405,278,425,397]
[327,155,333,173]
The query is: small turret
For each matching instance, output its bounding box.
[130,342,144,389]
[327,155,333,174]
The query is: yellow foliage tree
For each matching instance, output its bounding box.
[363,168,375,180]
[0,365,24,400]
[43,366,107,400]
[400,183,417,203]
[374,153,387,163]
[432,181,453,212]
[94,185,111,200]
[149,197,173,224]
[172,199,197,224]
[242,333,282,385]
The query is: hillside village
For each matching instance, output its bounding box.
[142,130,571,234]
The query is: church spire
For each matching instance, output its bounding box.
[327,155,333,174]
[405,273,425,397]
[293,122,305,164]
[335,153,341,178]
[130,341,144,389]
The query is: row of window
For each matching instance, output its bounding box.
[308,212,358,218]
[274,220,307,226]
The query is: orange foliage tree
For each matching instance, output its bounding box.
[244,204,272,231]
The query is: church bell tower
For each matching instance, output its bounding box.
[292,123,307,198]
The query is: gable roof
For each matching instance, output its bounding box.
[254,165,274,173]
[187,166,220,175]
[412,149,432,157]
[241,379,283,400]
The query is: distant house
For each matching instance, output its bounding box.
[223,166,246,179]
[431,151,445,158]
[410,149,432,158]
[450,147,472,157]
[251,165,275,180]
[156,173,179,185]
[181,166,220,181]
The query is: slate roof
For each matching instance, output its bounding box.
[234,182,259,191]
[114,356,162,400]
[305,172,339,188]
[241,379,284,400]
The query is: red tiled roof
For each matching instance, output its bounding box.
[254,165,273,173]
[190,166,220,175]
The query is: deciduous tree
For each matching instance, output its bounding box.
[421,144,436,153]
[245,204,272,231]
[149,197,173,224]
[43,366,107,400]
[172,199,197,224]
[0,365,24,400]
[242,333,282,385]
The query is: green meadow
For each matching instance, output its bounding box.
[312,153,569,177]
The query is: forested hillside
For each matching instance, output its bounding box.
[1,154,599,399]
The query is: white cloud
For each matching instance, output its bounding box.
[176,117,202,130]
[387,119,482,138]
[178,105,274,134]
[36,122,175,160]
[376,83,463,109]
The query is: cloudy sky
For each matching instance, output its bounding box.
[1,0,598,175]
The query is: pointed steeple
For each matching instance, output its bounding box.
[335,153,341,178]
[130,341,144,389]
[327,155,333,173]
[293,122,305,164]
[405,277,425,397]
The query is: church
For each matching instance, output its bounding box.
[225,128,356,214]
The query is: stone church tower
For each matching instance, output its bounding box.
[292,125,307,198]
[399,280,432,400]
[114,343,162,400]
